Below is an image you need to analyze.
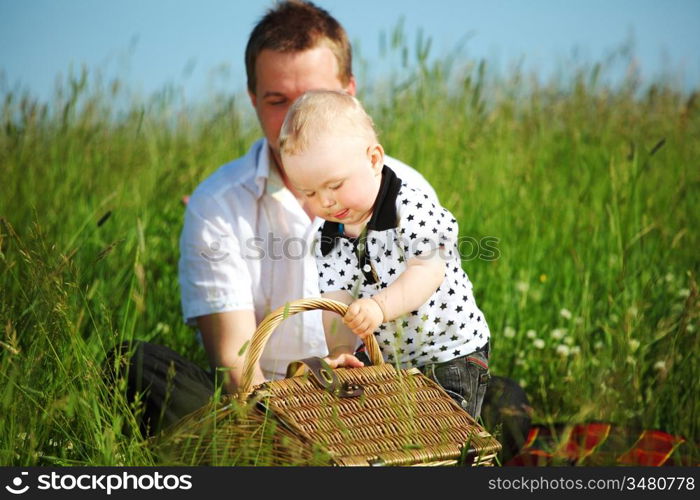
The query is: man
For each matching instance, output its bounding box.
[121,2,530,454]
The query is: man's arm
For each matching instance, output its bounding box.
[197,310,266,394]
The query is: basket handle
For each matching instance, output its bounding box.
[238,298,384,397]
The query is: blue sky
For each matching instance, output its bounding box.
[1,0,699,102]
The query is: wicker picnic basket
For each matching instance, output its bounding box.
[158,298,501,466]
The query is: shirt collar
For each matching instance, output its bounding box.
[319,165,402,256]
[250,139,275,198]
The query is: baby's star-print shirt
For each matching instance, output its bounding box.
[314,166,490,368]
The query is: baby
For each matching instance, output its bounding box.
[279,90,491,417]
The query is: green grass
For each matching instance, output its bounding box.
[1,42,698,465]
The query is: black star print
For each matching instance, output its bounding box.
[410,232,417,239]
[455,305,463,313]
[415,325,423,333]
[402,320,409,328]
[428,340,436,346]
[429,300,435,307]
[416,202,423,209]
[453,350,461,356]
[448,288,455,295]
[431,356,438,362]
[337,250,342,257]
[388,268,396,276]
[450,335,459,341]
[446,320,454,326]
[402,199,409,205]
[385,249,392,257]
[407,214,414,221]
[388,354,394,361]
[421,314,429,321]
[440,346,447,351]
[327,279,335,286]
[477,316,481,322]
[345,258,352,265]
[419,220,426,227]
[398,256,405,263]
[440,303,447,310]
[319,271,324,278]
[379,324,386,330]
[427,330,434,337]
[469,312,474,319]
[432,227,438,234]
[370,237,376,244]
[351,274,359,281]
[473,329,478,336]
[383,339,391,346]
[415,249,423,256]
[406,338,413,344]
[428,210,433,216]
[459,323,465,329]
[411,310,419,316]
[463,295,468,302]
[339,270,345,276]
[380,282,388,288]
[323,263,330,268]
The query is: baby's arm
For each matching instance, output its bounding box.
[344,250,446,339]
[320,290,365,368]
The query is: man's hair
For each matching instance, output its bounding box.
[245,0,353,94]
[279,90,378,156]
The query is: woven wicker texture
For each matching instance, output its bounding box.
[158,298,501,466]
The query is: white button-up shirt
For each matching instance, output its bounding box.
[179,138,437,380]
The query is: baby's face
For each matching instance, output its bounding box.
[282,133,383,226]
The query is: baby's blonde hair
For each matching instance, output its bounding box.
[279,90,378,156]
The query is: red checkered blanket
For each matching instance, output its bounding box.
[505,422,696,466]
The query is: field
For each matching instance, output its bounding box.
[1,39,698,465]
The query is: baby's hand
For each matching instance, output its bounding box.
[343,298,384,339]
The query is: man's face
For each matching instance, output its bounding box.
[248,46,356,166]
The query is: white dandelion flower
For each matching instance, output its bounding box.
[555,344,570,356]
[551,328,566,340]
[628,339,640,352]
[533,338,545,349]
[594,341,604,350]
[504,326,516,338]
[678,289,690,298]
[570,346,581,355]
[516,281,530,293]
[653,360,667,372]
[526,329,537,339]
[560,308,572,320]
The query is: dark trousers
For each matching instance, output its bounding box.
[108,341,531,462]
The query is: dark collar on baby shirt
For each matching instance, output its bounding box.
[319,165,402,256]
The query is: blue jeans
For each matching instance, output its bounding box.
[419,348,490,419]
